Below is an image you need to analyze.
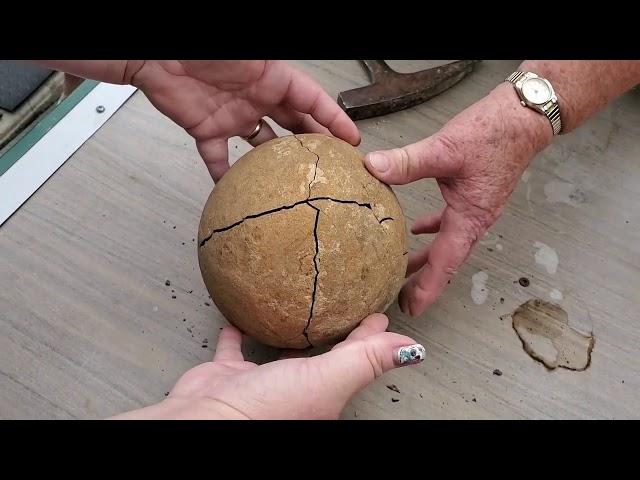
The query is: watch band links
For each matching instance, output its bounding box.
[505,71,526,83]
[505,71,562,135]
[545,102,562,135]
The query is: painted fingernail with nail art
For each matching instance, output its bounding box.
[395,344,426,366]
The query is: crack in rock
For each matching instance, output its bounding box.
[378,217,394,224]
[294,135,320,199]
[199,196,375,247]
[199,234,213,247]
[303,202,321,348]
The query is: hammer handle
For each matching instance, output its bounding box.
[361,60,394,81]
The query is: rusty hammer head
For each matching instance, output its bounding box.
[337,60,480,120]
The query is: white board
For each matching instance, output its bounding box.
[0,83,137,226]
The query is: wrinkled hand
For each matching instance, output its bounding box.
[364,83,553,317]
[128,60,360,181]
[112,314,424,420]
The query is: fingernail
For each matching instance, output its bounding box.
[367,153,390,173]
[394,344,426,366]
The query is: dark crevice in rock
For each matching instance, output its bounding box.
[199,233,213,247]
[199,201,308,247]
[294,135,320,199]
[378,217,394,224]
[316,197,372,210]
[199,196,377,248]
[403,251,408,256]
[213,202,305,233]
[303,202,321,348]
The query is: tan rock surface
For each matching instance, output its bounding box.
[199,206,316,348]
[199,135,317,234]
[198,134,407,348]
[306,199,406,346]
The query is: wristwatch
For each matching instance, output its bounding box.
[505,71,562,135]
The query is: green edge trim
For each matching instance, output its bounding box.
[0,79,100,177]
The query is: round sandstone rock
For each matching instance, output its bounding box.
[198,134,407,349]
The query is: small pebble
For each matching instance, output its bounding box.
[165,280,171,286]
[391,398,400,403]
[493,369,503,376]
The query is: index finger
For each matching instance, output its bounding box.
[213,325,245,363]
[399,208,477,316]
[282,68,360,146]
[197,138,230,182]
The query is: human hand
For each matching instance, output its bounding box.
[111,314,425,420]
[126,60,360,181]
[364,83,553,317]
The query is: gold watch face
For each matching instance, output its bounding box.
[521,77,552,105]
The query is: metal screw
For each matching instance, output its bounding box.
[96,105,105,113]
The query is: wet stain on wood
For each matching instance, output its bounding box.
[509,299,594,371]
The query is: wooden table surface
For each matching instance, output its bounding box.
[1,60,639,419]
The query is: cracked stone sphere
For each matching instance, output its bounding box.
[198,134,408,349]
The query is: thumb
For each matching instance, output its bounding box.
[364,133,462,184]
[311,332,426,402]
